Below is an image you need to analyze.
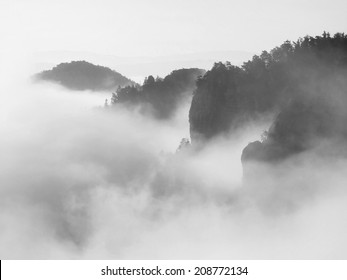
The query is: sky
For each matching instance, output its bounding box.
[1,0,347,79]
[1,0,346,58]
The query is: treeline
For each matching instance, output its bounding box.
[111,68,205,119]
[189,32,347,142]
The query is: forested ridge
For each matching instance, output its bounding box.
[35,33,347,163]
[111,68,205,119]
[36,60,134,91]
[189,32,347,144]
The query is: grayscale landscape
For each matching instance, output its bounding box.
[1,0,347,259]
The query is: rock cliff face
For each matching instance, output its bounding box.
[189,78,227,142]
[188,58,283,144]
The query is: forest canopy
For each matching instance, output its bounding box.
[111,68,205,119]
[189,32,347,142]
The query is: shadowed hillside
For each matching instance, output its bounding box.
[111,68,205,119]
[189,32,347,144]
[237,33,347,179]
[35,60,135,91]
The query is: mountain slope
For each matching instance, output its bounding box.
[112,68,206,119]
[35,60,134,91]
[189,32,347,143]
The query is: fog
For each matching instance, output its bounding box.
[1,61,347,259]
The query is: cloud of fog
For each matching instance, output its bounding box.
[1,59,347,260]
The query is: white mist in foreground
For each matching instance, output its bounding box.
[0,69,347,259]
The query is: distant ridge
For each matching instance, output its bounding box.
[35,60,135,91]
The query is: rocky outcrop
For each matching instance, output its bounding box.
[241,90,347,179]
[189,63,259,143]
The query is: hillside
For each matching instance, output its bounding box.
[35,60,134,91]
[241,77,347,170]
[189,32,347,144]
[112,68,205,119]
[238,33,347,174]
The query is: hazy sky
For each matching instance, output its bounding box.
[1,0,347,57]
